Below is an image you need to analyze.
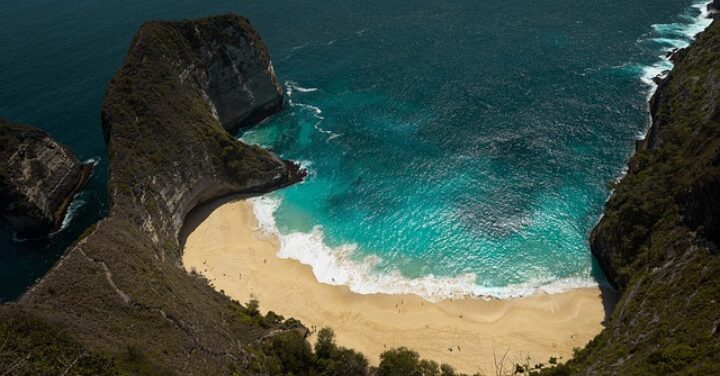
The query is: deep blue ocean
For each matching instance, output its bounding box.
[0,0,712,301]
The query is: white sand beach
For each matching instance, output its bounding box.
[182,197,608,375]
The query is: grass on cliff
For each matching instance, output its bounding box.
[0,306,177,376]
[535,18,720,376]
[101,15,283,201]
[227,299,480,376]
[0,298,488,376]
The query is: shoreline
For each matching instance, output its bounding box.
[246,194,602,302]
[181,196,611,375]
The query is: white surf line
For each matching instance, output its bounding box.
[248,195,598,302]
[54,156,101,234]
[285,81,342,142]
[603,2,714,218]
[638,1,713,99]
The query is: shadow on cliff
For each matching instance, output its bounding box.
[591,257,619,325]
[178,193,258,250]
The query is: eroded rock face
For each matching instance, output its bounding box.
[199,25,284,133]
[0,119,91,237]
[19,15,303,375]
[98,15,302,241]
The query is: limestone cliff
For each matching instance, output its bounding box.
[0,119,92,238]
[15,15,304,375]
[547,17,720,376]
[7,10,720,376]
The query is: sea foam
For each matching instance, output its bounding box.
[248,195,598,302]
[55,157,100,233]
[285,81,341,141]
[639,1,713,99]
[242,3,716,302]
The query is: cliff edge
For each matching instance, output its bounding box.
[5,10,720,376]
[546,16,720,376]
[0,119,92,238]
[13,15,304,375]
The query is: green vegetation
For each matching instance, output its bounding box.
[377,347,470,376]
[5,15,300,375]
[100,14,289,198]
[3,11,719,376]
[537,16,720,376]
[0,306,116,375]
[239,301,372,375]
[255,325,476,376]
[313,328,369,375]
[0,306,177,376]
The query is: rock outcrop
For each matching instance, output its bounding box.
[14,15,304,375]
[0,119,92,237]
[709,0,720,19]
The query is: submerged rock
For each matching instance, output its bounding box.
[0,119,92,238]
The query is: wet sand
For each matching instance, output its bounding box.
[182,197,608,374]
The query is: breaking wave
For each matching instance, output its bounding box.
[638,1,713,97]
[286,81,341,142]
[248,195,598,302]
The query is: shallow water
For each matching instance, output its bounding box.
[0,0,711,301]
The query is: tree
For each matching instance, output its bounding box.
[314,327,369,376]
[315,327,335,359]
[378,347,424,376]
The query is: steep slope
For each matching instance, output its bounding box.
[544,17,720,376]
[6,10,720,376]
[0,119,92,237]
[14,15,304,375]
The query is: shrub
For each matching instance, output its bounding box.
[262,331,315,375]
[377,347,424,376]
[314,327,369,376]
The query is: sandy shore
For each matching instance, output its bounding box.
[181,197,609,375]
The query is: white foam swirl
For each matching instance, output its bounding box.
[55,156,100,233]
[248,195,598,302]
[639,1,713,100]
[237,6,719,301]
[285,81,342,142]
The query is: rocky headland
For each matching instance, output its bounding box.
[5,15,306,375]
[553,13,720,376]
[0,119,92,238]
[1,9,719,376]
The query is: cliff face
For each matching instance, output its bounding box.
[16,15,303,375]
[0,119,91,238]
[7,11,719,376]
[710,1,720,18]
[99,15,299,241]
[557,18,720,375]
[200,22,284,133]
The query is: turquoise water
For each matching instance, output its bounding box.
[0,0,711,301]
